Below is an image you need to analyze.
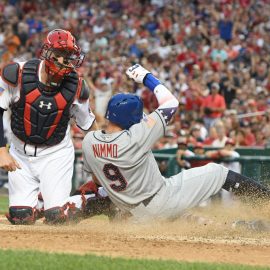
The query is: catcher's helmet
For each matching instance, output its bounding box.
[105,93,143,130]
[40,29,84,86]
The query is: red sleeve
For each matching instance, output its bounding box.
[219,96,226,109]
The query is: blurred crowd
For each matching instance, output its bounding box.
[1,0,270,153]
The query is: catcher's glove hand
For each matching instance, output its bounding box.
[126,64,150,83]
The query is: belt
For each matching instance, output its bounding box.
[24,143,38,157]
[141,193,156,207]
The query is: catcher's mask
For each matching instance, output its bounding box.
[105,93,143,130]
[40,29,84,87]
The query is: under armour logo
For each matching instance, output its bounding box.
[234,183,240,189]
[39,101,52,110]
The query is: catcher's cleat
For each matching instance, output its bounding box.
[6,207,37,225]
[44,203,83,225]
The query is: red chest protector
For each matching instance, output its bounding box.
[6,59,80,146]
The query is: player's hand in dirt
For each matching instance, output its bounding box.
[126,64,150,83]
[0,147,21,171]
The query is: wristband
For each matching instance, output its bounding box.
[143,73,161,92]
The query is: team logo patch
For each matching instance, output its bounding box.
[144,115,156,127]
[39,100,52,110]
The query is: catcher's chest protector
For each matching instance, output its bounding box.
[10,59,79,146]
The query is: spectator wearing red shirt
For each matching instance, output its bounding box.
[185,80,204,121]
[200,83,226,130]
[241,122,256,146]
[235,128,253,146]
[254,129,266,147]
[203,126,218,145]
[2,0,270,150]
[141,87,158,113]
[176,138,195,170]
[190,142,211,168]
[188,125,204,145]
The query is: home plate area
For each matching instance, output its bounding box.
[0,202,270,266]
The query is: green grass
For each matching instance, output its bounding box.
[0,194,8,214]
[0,250,269,270]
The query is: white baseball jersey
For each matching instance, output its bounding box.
[82,66,229,221]
[83,110,166,212]
[83,109,229,221]
[0,60,95,210]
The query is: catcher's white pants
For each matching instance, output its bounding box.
[8,138,74,210]
[130,163,229,221]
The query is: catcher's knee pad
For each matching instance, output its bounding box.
[6,206,37,225]
[44,204,82,225]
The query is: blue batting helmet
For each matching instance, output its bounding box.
[105,93,143,129]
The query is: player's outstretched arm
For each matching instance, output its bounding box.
[126,64,179,125]
[0,108,21,171]
[0,147,21,171]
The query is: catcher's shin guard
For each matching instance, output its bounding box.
[223,170,270,201]
[6,206,37,225]
[44,203,82,225]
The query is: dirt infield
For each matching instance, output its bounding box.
[0,202,270,267]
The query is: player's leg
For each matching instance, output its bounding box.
[6,148,39,225]
[172,162,228,212]
[130,163,228,220]
[169,163,270,215]
[38,146,81,224]
[222,170,270,201]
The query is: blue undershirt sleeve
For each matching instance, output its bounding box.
[143,73,161,92]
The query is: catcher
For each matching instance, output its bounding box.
[0,29,96,225]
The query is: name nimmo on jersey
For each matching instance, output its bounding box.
[92,144,118,158]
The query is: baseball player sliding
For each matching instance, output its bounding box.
[82,64,270,222]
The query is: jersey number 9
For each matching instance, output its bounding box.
[103,163,127,192]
